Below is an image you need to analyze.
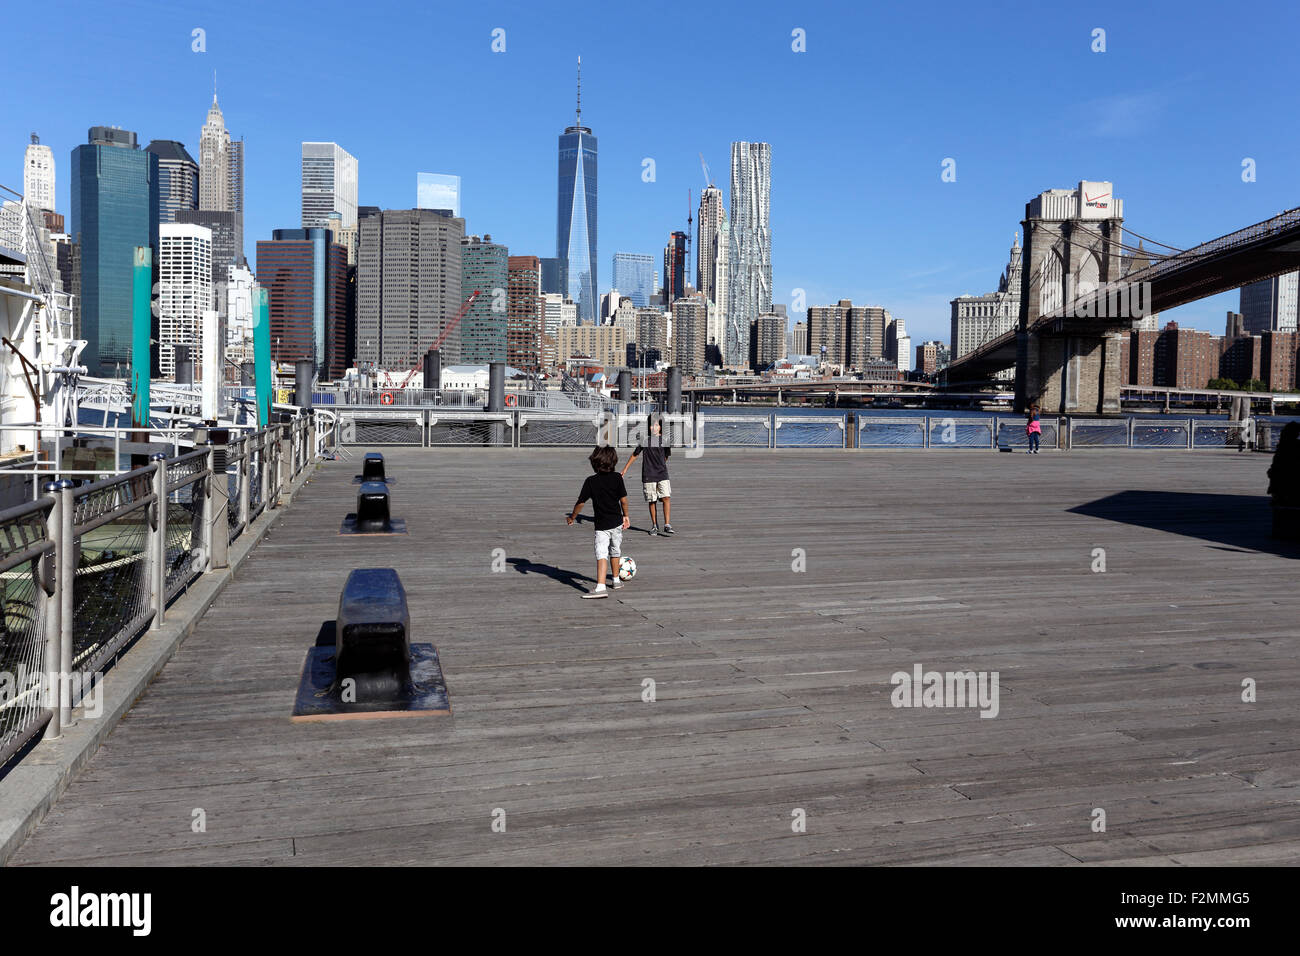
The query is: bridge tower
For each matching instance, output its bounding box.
[1015,181,1130,414]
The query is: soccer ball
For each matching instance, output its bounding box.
[617,557,637,581]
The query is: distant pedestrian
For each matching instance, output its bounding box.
[567,445,630,599]
[1026,407,1042,454]
[621,416,675,535]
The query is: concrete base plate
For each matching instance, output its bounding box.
[291,643,451,722]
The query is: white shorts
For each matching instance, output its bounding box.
[594,527,623,560]
[643,480,671,502]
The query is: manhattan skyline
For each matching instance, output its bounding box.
[8,0,1300,350]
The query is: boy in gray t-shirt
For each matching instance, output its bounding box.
[621,418,674,536]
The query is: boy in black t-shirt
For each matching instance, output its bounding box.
[567,445,631,599]
[621,417,674,535]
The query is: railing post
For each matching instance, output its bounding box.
[239,438,251,529]
[208,441,229,570]
[41,481,64,740]
[261,428,273,509]
[1187,416,1193,451]
[198,443,215,572]
[56,481,75,728]
[1128,416,1135,448]
[149,454,167,630]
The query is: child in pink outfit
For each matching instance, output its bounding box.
[1026,410,1042,454]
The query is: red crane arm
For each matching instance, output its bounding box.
[398,289,482,388]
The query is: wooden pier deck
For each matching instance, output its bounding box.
[10,446,1300,866]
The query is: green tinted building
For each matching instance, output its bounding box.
[72,127,160,377]
[460,234,509,364]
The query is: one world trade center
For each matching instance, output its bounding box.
[557,57,597,323]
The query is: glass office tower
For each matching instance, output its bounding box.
[557,108,597,322]
[71,127,160,377]
[461,235,510,363]
[613,252,654,308]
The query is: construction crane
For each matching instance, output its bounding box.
[396,289,481,388]
[699,152,713,188]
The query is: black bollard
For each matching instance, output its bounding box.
[356,482,392,532]
[361,452,386,481]
[334,568,412,701]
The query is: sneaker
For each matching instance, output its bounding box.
[663,524,675,535]
[581,588,608,600]
[610,579,624,590]
[649,525,660,536]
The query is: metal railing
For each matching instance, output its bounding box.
[0,498,56,769]
[329,409,1297,452]
[0,412,326,773]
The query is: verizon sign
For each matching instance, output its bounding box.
[1079,181,1114,219]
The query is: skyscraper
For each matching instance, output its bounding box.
[199,95,231,212]
[949,234,1022,381]
[1240,273,1299,334]
[556,58,597,322]
[199,95,244,262]
[750,314,786,369]
[612,252,654,307]
[726,141,771,369]
[175,209,239,318]
[146,141,199,224]
[228,137,244,263]
[507,255,543,371]
[24,134,55,212]
[696,185,724,303]
[157,223,212,378]
[663,231,687,304]
[671,295,708,374]
[356,208,466,369]
[255,228,348,376]
[540,257,567,295]
[417,173,461,216]
[301,142,359,229]
[71,126,160,376]
[460,235,510,364]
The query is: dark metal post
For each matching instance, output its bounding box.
[295,360,314,409]
[487,362,505,412]
[423,349,441,401]
[666,366,682,446]
[174,345,193,385]
[487,361,505,446]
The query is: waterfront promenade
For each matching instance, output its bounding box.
[10,446,1300,866]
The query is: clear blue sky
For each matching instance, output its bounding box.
[11,0,1300,350]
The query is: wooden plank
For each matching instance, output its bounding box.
[11,447,1300,866]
